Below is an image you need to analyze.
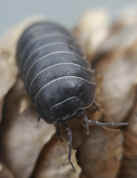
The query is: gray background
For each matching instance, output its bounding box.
[1,0,137,34]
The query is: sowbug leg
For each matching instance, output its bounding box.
[83,115,90,135]
[87,120,128,127]
[82,114,128,133]
[65,127,75,171]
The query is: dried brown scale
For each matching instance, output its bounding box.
[80,175,87,178]
[93,9,137,64]
[0,49,17,123]
[97,25,137,57]
[77,126,123,178]
[32,135,81,178]
[118,103,137,178]
[0,100,3,123]
[110,9,137,36]
[0,162,14,178]
[94,48,137,123]
[73,9,137,125]
[0,78,55,178]
[73,10,109,62]
[93,14,137,67]
[0,49,17,96]
[0,17,47,124]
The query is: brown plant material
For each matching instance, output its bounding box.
[73,9,137,124]
[0,162,14,178]
[95,48,137,122]
[0,49,17,123]
[98,25,137,56]
[111,8,137,35]
[0,100,3,123]
[0,79,55,178]
[0,50,16,97]
[0,16,46,123]
[94,10,137,63]
[77,126,123,178]
[33,136,81,178]
[80,175,87,178]
[118,102,137,178]
[73,9,109,62]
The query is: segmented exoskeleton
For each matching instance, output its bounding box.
[16,21,96,123]
[16,21,128,169]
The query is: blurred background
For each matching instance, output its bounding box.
[1,0,137,34]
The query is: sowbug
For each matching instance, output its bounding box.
[16,20,128,169]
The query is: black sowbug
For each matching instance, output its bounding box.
[16,20,128,169]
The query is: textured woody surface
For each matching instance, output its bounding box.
[73,10,109,61]
[95,48,137,122]
[92,14,137,123]
[118,103,137,178]
[0,49,16,123]
[33,136,81,178]
[74,9,137,123]
[73,9,137,178]
[77,126,123,178]
[0,16,45,123]
[0,79,55,178]
[0,162,14,178]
